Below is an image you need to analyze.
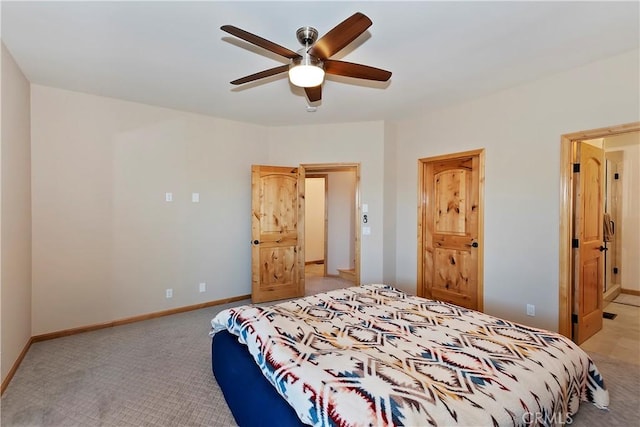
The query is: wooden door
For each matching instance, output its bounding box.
[418,150,484,311]
[572,142,604,344]
[251,165,305,303]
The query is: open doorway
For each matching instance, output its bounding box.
[305,175,328,276]
[581,133,640,303]
[250,163,360,303]
[601,133,640,302]
[303,163,360,295]
[558,122,640,342]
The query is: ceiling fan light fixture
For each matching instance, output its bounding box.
[289,55,324,88]
[223,13,390,102]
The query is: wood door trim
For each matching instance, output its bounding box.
[417,149,485,311]
[302,163,361,285]
[558,121,640,338]
[298,166,306,295]
[301,163,358,173]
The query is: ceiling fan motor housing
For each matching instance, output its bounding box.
[296,26,318,46]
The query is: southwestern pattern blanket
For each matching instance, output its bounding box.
[211,285,608,426]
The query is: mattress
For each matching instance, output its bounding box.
[211,284,609,426]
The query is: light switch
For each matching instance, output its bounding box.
[527,304,535,316]
[165,192,173,202]
[362,203,368,213]
[192,193,200,203]
[363,226,371,235]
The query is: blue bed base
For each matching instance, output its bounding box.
[211,329,306,427]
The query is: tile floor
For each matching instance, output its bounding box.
[305,262,326,277]
[580,301,640,365]
[304,262,354,296]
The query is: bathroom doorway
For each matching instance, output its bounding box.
[558,122,640,342]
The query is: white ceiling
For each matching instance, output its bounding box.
[2,1,638,127]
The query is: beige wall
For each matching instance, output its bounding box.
[304,177,325,263]
[31,85,268,335]
[382,122,397,284]
[13,44,640,343]
[326,171,355,275]
[29,86,386,335]
[392,48,639,331]
[1,43,32,383]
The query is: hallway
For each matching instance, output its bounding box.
[304,262,354,296]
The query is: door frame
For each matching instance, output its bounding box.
[558,121,640,338]
[417,149,485,311]
[302,163,361,285]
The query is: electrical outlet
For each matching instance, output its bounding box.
[166,288,173,299]
[165,192,173,202]
[192,193,200,203]
[526,304,535,316]
[199,282,206,293]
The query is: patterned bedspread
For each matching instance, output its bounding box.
[211,285,608,426]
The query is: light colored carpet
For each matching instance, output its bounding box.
[1,301,243,427]
[2,297,637,426]
[570,352,640,426]
[613,293,640,307]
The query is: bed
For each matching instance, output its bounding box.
[210,284,608,426]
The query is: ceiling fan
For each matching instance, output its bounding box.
[221,12,392,103]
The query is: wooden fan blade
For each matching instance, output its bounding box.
[324,60,391,81]
[308,12,372,59]
[221,25,301,59]
[304,85,322,102]
[230,65,290,85]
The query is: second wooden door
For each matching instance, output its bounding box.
[418,150,484,311]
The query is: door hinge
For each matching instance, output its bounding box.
[573,163,580,173]
[614,172,619,180]
[572,238,579,248]
[572,314,578,324]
